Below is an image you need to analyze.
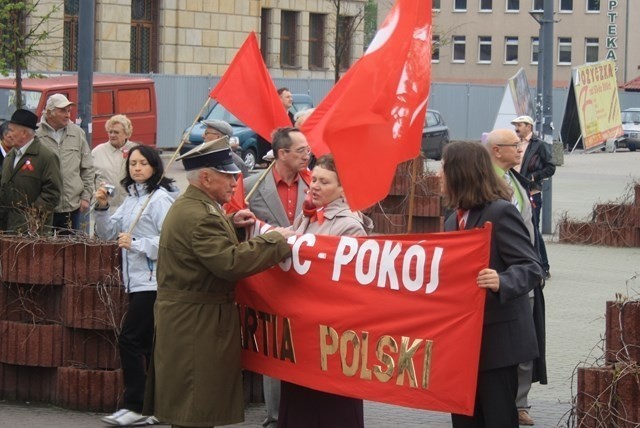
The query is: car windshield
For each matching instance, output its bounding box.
[0,89,41,120]
[621,111,640,124]
[206,103,245,127]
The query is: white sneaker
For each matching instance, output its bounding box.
[145,415,160,425]
[101,409,148,426]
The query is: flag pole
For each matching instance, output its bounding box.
[244,161,275,204]
[406,156,420,233]
[126,96,212,234]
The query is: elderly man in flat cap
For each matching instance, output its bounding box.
[201,119,249,177]
[143,138,293,428]
[36,93,94,233]
[0,109,62,234]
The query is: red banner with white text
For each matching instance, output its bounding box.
[236,225,491,416]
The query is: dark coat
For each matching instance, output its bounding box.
[520,137,556,192]
[0,137,61,233]
[445,199,544,371]
[143,185,291,427]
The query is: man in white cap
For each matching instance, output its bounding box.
[36,93,94,233]
[511,115,555,279]
[144,137,294,428]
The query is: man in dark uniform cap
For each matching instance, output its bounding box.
[144,136,294,428]
[0,109,61,234]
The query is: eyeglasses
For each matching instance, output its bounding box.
[496,142,523,149]
[285,146,312,155]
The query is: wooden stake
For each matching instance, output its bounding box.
[244,161,275,205]
[406,156,420,233]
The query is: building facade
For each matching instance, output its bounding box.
[378,0,640,87]
[30,0,366,79]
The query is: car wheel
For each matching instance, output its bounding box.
[629,143,637,152]
[243,148,257,171]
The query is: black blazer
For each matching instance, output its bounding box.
[445,199,544,371]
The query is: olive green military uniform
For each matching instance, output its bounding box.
[144,185,291,427]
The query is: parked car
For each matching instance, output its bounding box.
[182,94,314,170]
[421,109,450,160]
[615,108,640,151]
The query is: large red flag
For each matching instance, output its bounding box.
[209,32,291,142]
[304,0,432,210]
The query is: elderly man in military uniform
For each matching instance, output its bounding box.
[144,137,294,428]
[0,109,61,234]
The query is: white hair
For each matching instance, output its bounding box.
[186,169,202,182]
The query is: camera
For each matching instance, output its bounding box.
[103,184,115,197]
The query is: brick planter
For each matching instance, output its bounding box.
[606,301,640,364]
[0,363,57,402]
[62,284,127,330]
[62,328,120,370]
[0,321,63,367]
[63,242,121,286]
[0,283,62,324]
[559,221,598,245]
[577,365,640,427]
[56,366,123,412]
[576,366,614,427]
[370,213,407,235]
[0,236,65,285]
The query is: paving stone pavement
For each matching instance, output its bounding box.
[2,150,640,427]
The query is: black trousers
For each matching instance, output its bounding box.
[120,291,156,413]
[451,365,519,428]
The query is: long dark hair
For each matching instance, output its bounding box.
[121,145,175,193]
[442,141,511,210]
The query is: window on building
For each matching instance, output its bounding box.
[130,0,158,73]
[260,9,271,63]
[452,36,466,62]
[432,35,440,62]
[336,15,354,70]
[280,10,298,67]
[587,0,600,12]
[585,37,599,62]
[505,36,519,63]
[433,0,441,10]
[454,0,467,11]
[480,0,492,12]
[532,0,543,11]
[309,13,325,69]
[559,0,573,12]
[558,37,572,64]
[506,0,520,12]
[478,36,492,63]
[63,0,79,71]
[531,37,539,64]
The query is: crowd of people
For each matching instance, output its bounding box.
[0,90,553,428]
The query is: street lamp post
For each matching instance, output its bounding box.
[529,0,554,235]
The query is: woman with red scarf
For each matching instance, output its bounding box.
[277,154,372,428]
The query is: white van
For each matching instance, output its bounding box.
[616,108,640,151]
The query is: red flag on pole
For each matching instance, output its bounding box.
[210,32,291,142]
[303,0,432,210]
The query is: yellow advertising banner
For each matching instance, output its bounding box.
[572,60,623,150]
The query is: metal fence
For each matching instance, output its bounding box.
[147,74,640,148]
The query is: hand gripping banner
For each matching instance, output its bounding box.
[236,224,491,416]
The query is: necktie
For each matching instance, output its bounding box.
[504,172,520,211]
[456,208,467,230]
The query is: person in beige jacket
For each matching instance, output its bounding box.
[36,93,94,232]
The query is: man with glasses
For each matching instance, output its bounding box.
[511,115,555,281]
[243,127,311,428]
